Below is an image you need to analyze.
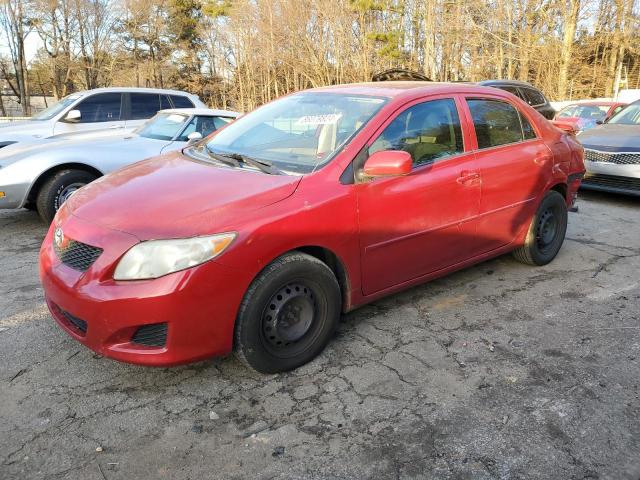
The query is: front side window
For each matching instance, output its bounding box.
[177,116,233,142]
[72,93,122,123]
[136,113,190,140]
[369,98,464,166]
[467,99,526,149]
[130,93,161,120]
[202,92,387,174]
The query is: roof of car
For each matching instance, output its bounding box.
[477,79,537,88]
[73,87,199,97]
[307,81,507,99]
[158,108,240,117]
[562,101,625,107]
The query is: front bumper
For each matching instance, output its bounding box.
[0,181,29,209]
[582,160,640,196]
[39,213,249,366]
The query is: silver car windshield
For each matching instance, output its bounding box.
[607,103,640,125]
[203,93,388,174]
[30,94,82,121]
[136,113,191,140]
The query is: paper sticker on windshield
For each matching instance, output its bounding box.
[297,114,342,125]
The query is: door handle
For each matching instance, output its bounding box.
[457,171,480,185]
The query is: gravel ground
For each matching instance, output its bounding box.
[1,191,639,480]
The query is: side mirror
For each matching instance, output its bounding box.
[596,119,605,125]
[363,150,413,178]
[64,109,81,123]
[186,131,203,144]
[551,120,578,136]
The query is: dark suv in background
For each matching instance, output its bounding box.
[478,80,556,119]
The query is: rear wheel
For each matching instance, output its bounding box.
[36,169,97,223]
[513,190,568,266]
[234,251,341,373]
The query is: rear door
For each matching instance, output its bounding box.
[463,96,552,252]
[125,93,165,129]
[356,95,482,295]
[52,92,124,135]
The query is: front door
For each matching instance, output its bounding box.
[53,92,124,135]
[356,96,481,295]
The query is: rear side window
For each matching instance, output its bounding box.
[496,85,521,98]
[521,87,547,107]
[170,95,195,108]
[130,93,161,120]
[369,98,464,166]
[160,95,172,110]
[74,93,122,123]
[467,99,525,148]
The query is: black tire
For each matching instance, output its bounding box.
[234,251,341,373]
[36,169,97,223]
[513,190,568,266]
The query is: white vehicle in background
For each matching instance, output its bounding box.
[0,87,207,148]
[0,108,239,222]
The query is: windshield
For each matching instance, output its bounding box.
[30,94,82,121]
[203,92,388,174]
[557,104,609,121]
[607,103,640,125]
[136,113,191,140]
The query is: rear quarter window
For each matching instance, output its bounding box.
[521,87,547,107]
[170,95,195,108]
[467,99,527,149]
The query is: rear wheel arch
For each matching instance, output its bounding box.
[549,182,568,203]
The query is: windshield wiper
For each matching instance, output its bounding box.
[204,147,284,175]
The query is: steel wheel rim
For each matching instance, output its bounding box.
[536,208,558,251]
[55,182,85,209]
[262,282,316,351]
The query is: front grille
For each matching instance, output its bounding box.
[54,239,103,272]
[581,173,640,195]
[131,323,168,347]
[584,149,640,165]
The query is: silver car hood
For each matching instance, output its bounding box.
[0,134,167,169]
[579,124,640,151]
[0,120,52,142]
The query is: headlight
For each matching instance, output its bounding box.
[113,233,236,280]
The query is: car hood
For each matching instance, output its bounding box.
[578,124,640,151]
[65,151,302,240]
[0,120,51,143]
[0,133,161,168]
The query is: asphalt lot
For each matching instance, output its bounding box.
[1,191,639,480]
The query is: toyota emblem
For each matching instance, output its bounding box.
[54,227,64,248]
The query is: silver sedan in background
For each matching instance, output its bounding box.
[0,108,239,222]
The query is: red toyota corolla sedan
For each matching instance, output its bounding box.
[40,82,585,373]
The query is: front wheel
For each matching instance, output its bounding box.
[512,190,568,266]
[234,252,341,373]
[36,169,97,223]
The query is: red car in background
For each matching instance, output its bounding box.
[40,83,585,373]
[555,101,627,133]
